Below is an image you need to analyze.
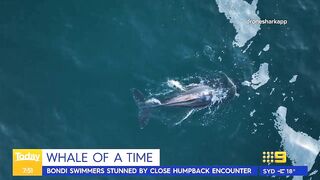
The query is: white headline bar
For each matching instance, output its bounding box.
[42,149,160,166]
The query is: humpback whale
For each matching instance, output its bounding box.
[132,74,237,129]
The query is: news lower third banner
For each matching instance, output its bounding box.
[12,149,308,177]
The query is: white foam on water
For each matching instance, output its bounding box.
[251,122,258,134]
[258,44,269,56]
[167,80,186,91]
[251,63,270,89]
[242,63,270,89]
[209,88,228,105]
[274,106,320,179]
[263,44,270,51]
[289,75,298,83]
[273,77,278,82]
[215,0,260,47]
[145,98,161,105]
[241,81,251,87]
[250,109,256,117]
[203,45,215,61]
[270,88,275,95]
[309,170,318,176]
[242,40,253,53]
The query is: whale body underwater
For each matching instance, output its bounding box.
[132,75,237,129]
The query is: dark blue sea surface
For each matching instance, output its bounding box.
[0,0,319,179]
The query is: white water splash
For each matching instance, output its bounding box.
[263,44,270,51]
[289,75,298,83]
[258,51,262,56]
[310,170,318,176]
[273,77,278,82]
[242,63,270,89]
[241,81,251,87]
[250,109,256,117]
[203,45,215,61]
[145,98,161,105]
[215,0,260,47]
[210,88,228,105]
[167,80,186,91]
[242,41,253,53]
[274,106,320,179]
[269,88,275,95]
[251,63,270,89]
[258,44,270,56]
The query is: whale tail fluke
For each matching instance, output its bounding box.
[131,88,152,129]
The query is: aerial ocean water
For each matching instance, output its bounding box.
[0,0,320,179]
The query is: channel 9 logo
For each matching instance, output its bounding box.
[262,151,286,164]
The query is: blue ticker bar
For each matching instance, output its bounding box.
[260,166,308,176]
[42,166,307,176]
